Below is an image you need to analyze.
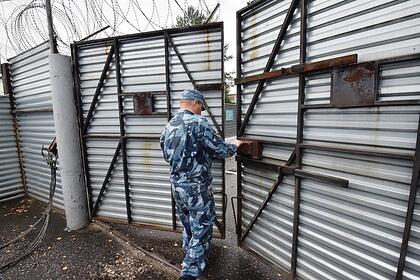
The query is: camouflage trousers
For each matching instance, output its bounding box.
[172,184,215,277]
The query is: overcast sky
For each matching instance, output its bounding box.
[0,0,248,75]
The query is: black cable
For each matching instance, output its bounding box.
[0,145,57,272]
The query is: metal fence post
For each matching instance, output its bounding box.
[291,0,307,277]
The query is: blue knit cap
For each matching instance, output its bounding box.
[181,89,205,111]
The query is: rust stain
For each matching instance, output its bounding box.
[344,69,364,82]
[331,62,376,107]
[205,32,211,70]
[142,142,152,168]
[250,15,258,60]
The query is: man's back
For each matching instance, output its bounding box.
[160,108,237,193]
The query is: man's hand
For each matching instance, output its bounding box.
[231,139,243,147]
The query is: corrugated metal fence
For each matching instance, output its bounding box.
[73,23,227,236]
[236,0,420,279]
[8,42,64,209]
[0,95,24,202]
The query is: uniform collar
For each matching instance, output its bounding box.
[179,108,196,115]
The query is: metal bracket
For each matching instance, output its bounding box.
[231,196,243,234]
[294,169,349,188]
[213,191,228,237]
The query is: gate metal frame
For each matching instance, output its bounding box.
[236,0,420,278]
[71,22,227,237]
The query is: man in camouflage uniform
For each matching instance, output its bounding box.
[160,89,241,280]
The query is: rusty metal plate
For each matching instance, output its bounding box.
[237,140,263,160]
[331,62,376,108]
[133,92,154,115]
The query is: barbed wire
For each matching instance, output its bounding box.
[0,0,218,60]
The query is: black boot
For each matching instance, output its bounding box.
[179,275,197,280]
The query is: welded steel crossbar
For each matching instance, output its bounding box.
[234,54,358,85]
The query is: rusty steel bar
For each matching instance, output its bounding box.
[239,155,295,173]
[82,45,115,134]
[234,54,358,85]
[396,114,420,279]
[238,0,300,137]
[294,169,349,188]
[92,141,122,216]
[195,83,224,91]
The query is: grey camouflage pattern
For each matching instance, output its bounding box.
[160,108,237,277]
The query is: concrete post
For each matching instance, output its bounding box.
[49,54,89,230]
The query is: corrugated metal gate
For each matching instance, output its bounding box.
[72,23,227,236]
[0,95,24,202]
[6,42,64,209]
[236,0,420,279]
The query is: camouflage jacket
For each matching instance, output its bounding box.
[160,109,237,193]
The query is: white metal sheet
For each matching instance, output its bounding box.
[77,26,226,232]
[238,0,420,278]
[9,43,64,209]
[0,96,24,202]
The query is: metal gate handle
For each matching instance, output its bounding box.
[213,191,228,218]
[231,196,243,234]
